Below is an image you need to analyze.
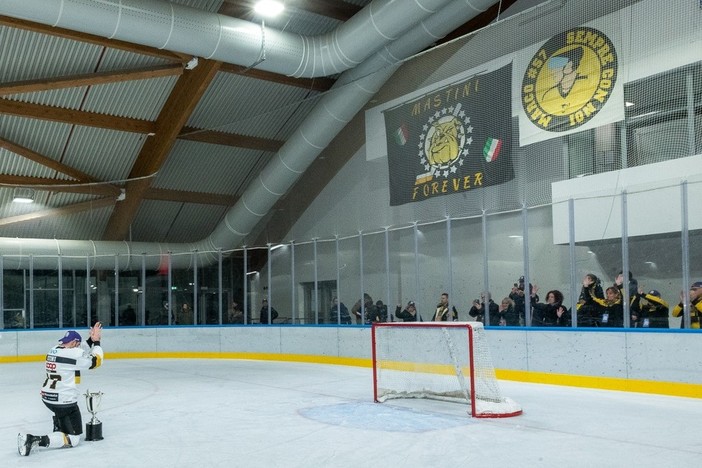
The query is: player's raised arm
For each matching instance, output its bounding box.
[89,322,102,344]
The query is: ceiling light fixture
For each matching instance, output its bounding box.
[254,0,284,17]
[12,187,35,204]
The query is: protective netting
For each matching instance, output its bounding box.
[373,322,522,417]
[361,0,702,222]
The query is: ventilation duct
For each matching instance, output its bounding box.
[1,0,457,78]
[0,0,502,269]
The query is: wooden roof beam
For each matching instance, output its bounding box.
[145,187,238,206]
[0,99,156,134]
[220,63,335,92]
[0,175,235,206]
[0,64,184,97]
[102,58,223,241]
[0,137,100,182]
[0,175,120,197]
[178,127,283,152]
[0,15,187,63]
[0,197,115,227]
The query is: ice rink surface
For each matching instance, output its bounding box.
[3,358,701,468]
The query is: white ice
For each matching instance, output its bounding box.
[3,358,701,467]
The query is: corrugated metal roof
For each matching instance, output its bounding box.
[82,75,177,121]
[154,139,273,195]
[61,127,145,181]
[167,202,228,243]
[188,71,320,138]
[131,199,227,243]
[0,116,74,178]
[0,26,102,83]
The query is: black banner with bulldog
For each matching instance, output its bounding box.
[383,63,513,206]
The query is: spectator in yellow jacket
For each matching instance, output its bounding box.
[672,281,702,328]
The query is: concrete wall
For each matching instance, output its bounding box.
[2,326,700,398]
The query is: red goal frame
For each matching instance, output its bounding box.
[372,321,522,418]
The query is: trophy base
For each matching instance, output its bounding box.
[85,422,103,441]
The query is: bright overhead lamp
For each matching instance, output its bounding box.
[12,187,35,204]
[254,0,285,17]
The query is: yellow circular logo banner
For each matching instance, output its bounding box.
[522,27,618,132]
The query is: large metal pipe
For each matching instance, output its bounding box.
[0,0,456,78]
[0,0,497,269]
[201,0,496,258]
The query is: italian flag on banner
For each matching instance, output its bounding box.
[383,63,513,206]
[394,124,409,146]
[483,137,502,162]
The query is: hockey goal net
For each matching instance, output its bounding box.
[372,321,522,418]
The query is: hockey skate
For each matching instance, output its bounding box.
[18,433,41,456]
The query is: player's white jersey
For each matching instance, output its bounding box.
[41,343,103,405]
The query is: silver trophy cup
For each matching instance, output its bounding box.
[84,390,104,441]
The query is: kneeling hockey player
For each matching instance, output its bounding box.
[18,321,103,456]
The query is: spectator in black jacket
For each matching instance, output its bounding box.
[468,299,484,324]
[472,292,499,326]
[395,301,421,322]
[367,300,388,323]
[497,297,518,326]
[631,289,669,328]
[592,286,624,328]
[351,293,373,324]
[328,297,351,325]
[509,276,538,326]
[577,273,604,327]
[259,299,279,324]
[532,290,569,327]
[614,270,638,303]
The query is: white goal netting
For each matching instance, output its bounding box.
[372,322,521,418]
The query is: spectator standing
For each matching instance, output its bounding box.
[351,293,373,324]
[328,297,351,325]
[630,289,669,328]
[468,299,484,324]
[475,292,500,326]
[577,273,604,327]
[178,303,193,325]
[592,286,624,327]
[672,281,702,329]
[121,304,137,326]
[395,301,421,322]
[509,276,538,326]
[259,298,279,325]
[368,300,388,323]
[498,297,518,326]
[227,300,244,324]
[614,270,638,303]
[532,290,569,327]
[433,292,457,321]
